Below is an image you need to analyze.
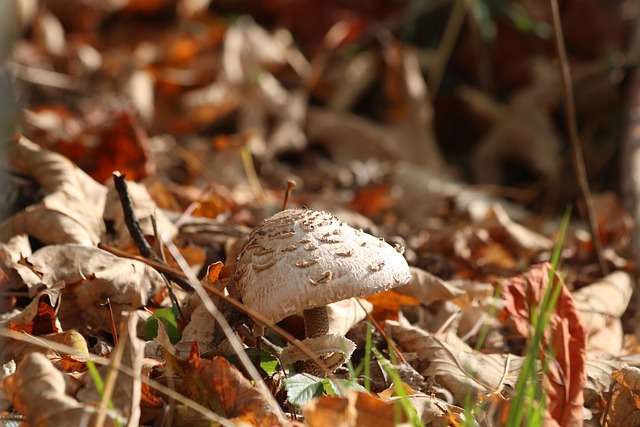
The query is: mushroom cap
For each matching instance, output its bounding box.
[234,208,412,325]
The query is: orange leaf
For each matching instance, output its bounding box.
[8,294,58,335]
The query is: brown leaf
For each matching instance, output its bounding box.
[9,245,165,333]
[304,391,406,427]
[8,292,58,335]
[162,345,287,426]
[197,356,287,426]
[1,136,107,245]
[500,263,587,427]
[608,367,640,427]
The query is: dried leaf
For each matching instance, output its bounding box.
[500,263,587,427]
[608,367,640,427]
[303,391,407,427]
[3,352,117,426]
[9,244,165,332]
[387,320,531,400]
[395,266,465,306]
[573,271,632,355]
[1,136,107,245]
[195,356,287,426]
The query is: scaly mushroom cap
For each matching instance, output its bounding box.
[234,208,412,325]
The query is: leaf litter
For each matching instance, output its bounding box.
[0,0,637,426]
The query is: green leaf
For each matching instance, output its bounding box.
[144,307,180,344]
[284,374,325,407]
[244,348,280,375]
[322,378,367,397]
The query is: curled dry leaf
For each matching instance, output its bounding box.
[1,137,107,245]
[9,244,165,333]
[501,263,587,427]
[3,352,118,427]
[280,335,356,371]
[386,320,534,402]
[572,271,632,355]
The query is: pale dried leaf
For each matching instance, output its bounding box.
[1,330,88,373]
[11,244,165,332]
[1,136,107,245]
[280,335,356,372]
[480,203,553,253]
[3,352,118,426]
[387,320,532,401]
[573,271,632,355]
[327,297,371,336]
[395,266,465,306]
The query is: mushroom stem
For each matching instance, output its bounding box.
[303,306,330,338]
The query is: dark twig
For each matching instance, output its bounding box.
[113,171,157,260]
[548,0,609,276]
[111,172,194,292]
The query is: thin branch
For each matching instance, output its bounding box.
[548,0,609,276]
[111,172,194,292]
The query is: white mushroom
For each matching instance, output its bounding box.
[234,208,412,375]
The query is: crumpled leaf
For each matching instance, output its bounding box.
[572,271,632,355]
[0,136,107,245]
[387,320,533,400]
[280,335,356,371]
[2,352,118,426]
[8,244,166,332]
[500,263,587,427]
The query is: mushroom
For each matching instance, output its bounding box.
[233,208,412,376]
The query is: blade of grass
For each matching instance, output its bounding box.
[364,319,373,392]
[372,346,425,427]
[505,207,571,426]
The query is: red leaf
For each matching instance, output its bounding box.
[501,263,587,427]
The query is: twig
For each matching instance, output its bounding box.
[112,172,157,261]
[103,298,118,347]
[548,0,609,276]
[111,172,194,292]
